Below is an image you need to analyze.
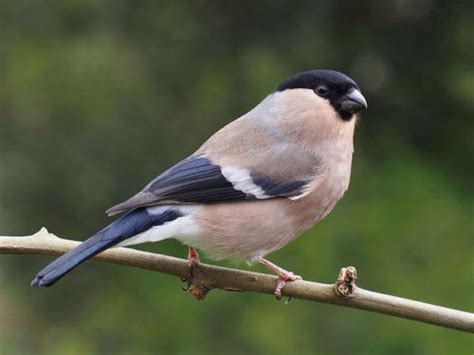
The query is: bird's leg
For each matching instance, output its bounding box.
[258,258,302,300]
[187,246,200,277]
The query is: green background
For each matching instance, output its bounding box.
[0,1,472,354]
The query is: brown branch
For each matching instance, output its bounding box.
[1,228,473,333]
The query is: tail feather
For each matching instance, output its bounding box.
[31,208,182,287]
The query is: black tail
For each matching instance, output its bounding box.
[31,208,182,287]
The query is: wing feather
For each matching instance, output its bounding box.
[106,156,311,216]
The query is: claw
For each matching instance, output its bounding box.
[257,258,302,300]
[274,271,302,299]
[182,278,192,291]
[275,277,286,300]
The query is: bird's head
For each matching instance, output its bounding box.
[275,69,367,121]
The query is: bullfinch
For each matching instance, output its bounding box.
[31,69,367,298]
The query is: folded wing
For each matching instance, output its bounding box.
[106,156,311,216]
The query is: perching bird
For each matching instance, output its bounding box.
[31,69,367,298]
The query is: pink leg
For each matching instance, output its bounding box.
[258,259,302,299]
[187,246,200,276]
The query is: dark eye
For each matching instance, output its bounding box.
[315,85,329,97]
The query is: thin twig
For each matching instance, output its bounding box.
[0,228,473,333]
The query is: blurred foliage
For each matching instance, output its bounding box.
[0,0,473,354]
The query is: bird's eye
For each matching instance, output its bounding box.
[315,86,329,97]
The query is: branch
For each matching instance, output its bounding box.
[1,228,473,333]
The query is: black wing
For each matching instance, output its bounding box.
[106,156,308,216]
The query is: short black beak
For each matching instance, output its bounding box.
[338,88,368,114]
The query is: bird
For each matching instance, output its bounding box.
[31,69,367,298]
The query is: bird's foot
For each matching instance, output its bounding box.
[275,270,302,300]
[183,247,210,300]
[187,246,200,277]
[258,258,302,300]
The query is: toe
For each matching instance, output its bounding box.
[282,271,302,282]
[274,278,286,300]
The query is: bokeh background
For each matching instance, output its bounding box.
[0,1,473,354]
